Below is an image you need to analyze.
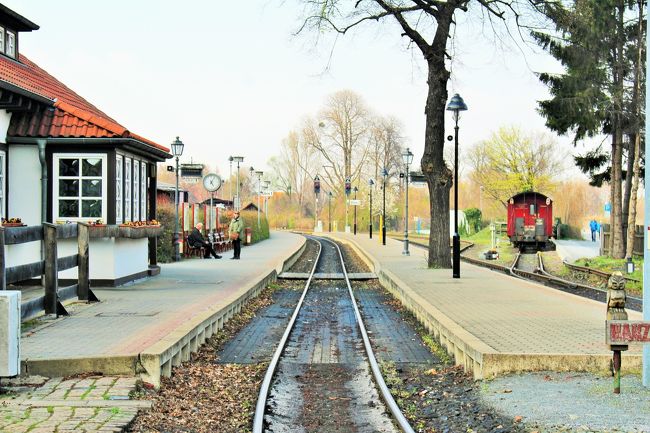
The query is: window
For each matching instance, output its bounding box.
[125,158,132,222]
[0,27,5,54]
[140,163,147,220]
[115,155,123,224]
[133,160,140,221]
[0,151,5,220]
[6,31,15,58]
[54,154,106,221]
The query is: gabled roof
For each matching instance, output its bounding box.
[0,53,168,154]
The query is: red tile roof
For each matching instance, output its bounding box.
[0,54,168,153]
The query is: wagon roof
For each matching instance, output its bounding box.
[508,191,552,202]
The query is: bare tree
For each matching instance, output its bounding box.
[297,0,550,268]
[310,90,372,194]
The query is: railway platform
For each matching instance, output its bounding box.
[327,232,643,379]
[17,231,305,386]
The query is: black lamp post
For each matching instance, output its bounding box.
[228,156,233,206]
[328,191,333,232]
[402,148,414,256]
[171,136,185,262]
[314,175,321,231]
[232,156,244,210]
[353,186,358,235]
[369,179,374,239]
[446,93,468,278]
[382,168,388,246]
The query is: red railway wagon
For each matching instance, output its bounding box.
[507,192,553,250]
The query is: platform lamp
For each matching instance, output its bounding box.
[253,170,263,228]
[382,168,388,246]
[314,175,321,231]
[263,180,271,216]
[328,191,333,232]
[228,156,234,206]
[232,156,244,210]
[369,179,374,239]
[402,148,414,256]
[446,93,468,278]
[353,186,358,235]
[171,136,185,262]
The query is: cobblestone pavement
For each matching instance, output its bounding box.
[0,375,149,433]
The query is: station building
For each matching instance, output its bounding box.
[0,5,170,284]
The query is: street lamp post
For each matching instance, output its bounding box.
[382,168,388,246]
[369,179,374,239]
[263,180,271,216]
[402,148,414,255]
[328,191,333,232]
[228,156,233,206]
[232,156,244,210]
[314,175,321,232]
[171,137,185,262]
[446,93,468,278]
[353,186,358,235]
[345,177,351,233]
[254,170,263,228]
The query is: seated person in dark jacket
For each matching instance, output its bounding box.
[188,222,221,259]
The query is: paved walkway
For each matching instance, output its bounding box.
[0,376,144,433]
[553,239,601,263]
[328,233,642,378]
[20,231,303,370]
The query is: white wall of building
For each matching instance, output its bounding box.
[59,238,148,281]
[5,144,41,268]
[0,110,11,142]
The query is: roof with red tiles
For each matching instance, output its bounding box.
[0,54,168,153]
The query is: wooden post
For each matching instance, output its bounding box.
[0,227,5,290]
[148,167,158,266]
[613,350,622,394]
[43,223,58,315]
[77,222,90,300]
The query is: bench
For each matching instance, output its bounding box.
[184,234,205,258]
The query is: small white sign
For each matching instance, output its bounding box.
[349,199,361,206]
[262,191,273,197]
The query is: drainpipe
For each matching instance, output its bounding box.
[37,139,47,223]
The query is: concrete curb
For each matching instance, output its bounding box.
[138,235,306,388]
[327,234,641,378]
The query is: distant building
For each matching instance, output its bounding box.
[157,181,189,204]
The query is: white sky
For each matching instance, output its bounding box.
[5,0,591,180]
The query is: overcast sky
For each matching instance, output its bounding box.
[5,0,591,181]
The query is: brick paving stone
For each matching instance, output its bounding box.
[95,377,117,387]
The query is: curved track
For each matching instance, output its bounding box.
[253,236,415,433]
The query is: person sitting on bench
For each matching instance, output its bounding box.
[188,222,221,259]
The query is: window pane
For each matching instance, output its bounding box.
[82,179,102,197]
[0,27,5,53]
[59,159,79,177]
[59,179,79,197]
[82,158,102,176]
[6,32,14,57]
[82,200,102,217]
[59,200,79,218]
[116,156,123,224]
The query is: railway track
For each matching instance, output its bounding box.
[408,239,642,312]
[252,236,414,433]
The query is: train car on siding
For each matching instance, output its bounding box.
[506,191,554,250]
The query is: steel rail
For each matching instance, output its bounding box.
[325,237,416,433]
[252,237,322,433]
[563,260,640,283]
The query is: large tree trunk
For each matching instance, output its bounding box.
[625,0,644,259]
[423,16,453,269]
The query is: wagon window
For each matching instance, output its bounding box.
[529,204,536,215]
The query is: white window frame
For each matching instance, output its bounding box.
[133,160,140,221]
[0,150,5,220]
[115,155,123,224]
[53,153,107,222]
[0,27,5,54]
[6,31,15,58]
[141,163,147,220]
[125,157,132,222]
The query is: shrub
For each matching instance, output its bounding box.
[155,201,177,263]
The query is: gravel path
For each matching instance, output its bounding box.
[481,372,650,432]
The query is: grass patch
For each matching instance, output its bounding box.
[575,256,643,294]
[110,407,121,416]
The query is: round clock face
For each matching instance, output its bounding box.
[203,173,222,192]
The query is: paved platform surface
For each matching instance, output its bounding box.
[328,233,642,377]
[20,231,304,365]
[553,239,601,263]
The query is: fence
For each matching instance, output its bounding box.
[0,223,97,321]
[600,224,643,256]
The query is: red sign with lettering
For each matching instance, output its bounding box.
[606,321,650,345]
